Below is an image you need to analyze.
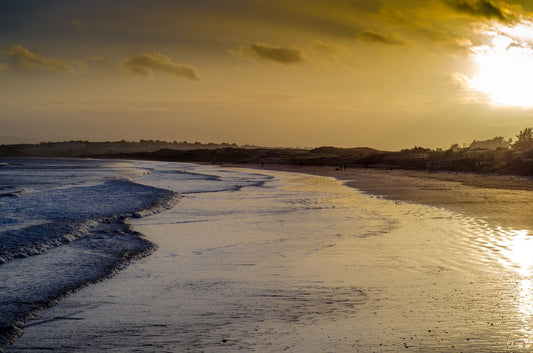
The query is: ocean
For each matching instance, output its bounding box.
[2,158,533,352]
[0,158,269,349]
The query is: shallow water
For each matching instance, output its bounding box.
[0,158,263,349]
[6,165,533,352]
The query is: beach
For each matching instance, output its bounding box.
[251,164,533,231]
[6,163,533,352]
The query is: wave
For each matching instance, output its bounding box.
[0,222,157,350]
[0,181,179,265]
[0,188,28,198]
[0,160,276,350]
[160,169,221,181]
[0,179,180,350]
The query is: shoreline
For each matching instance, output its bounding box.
[235,163,533,232]
[232,163,533,191]
[7,161,533,352]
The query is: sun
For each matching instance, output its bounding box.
[468,21,533,108]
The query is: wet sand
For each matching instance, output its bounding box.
[252,164,533,231]
[7,164,533,352]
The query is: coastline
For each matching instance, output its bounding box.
[7,162,533,352]
[240,163,533,231]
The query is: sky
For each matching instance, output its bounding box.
[2,0,533,150]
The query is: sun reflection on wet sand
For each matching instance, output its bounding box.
[517,278,533,348]
[499,229,533,277]
[491,228,533,349]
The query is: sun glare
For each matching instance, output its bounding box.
[499,228,533,277]
[469,21,533,108]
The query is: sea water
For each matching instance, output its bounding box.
[0,158,269,349]
[3,159,533,352]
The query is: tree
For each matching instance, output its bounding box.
[449,143,460,151]
[469,136,510,150]
[513,128,533,151]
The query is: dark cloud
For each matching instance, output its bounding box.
[243,43,306,64]
[119,52,201,80]
[444,0,509,21]
[381,7,474,53]
[357,30,409,46]
[4,45,76,73]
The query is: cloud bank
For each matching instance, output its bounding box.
[119,53,201,80]
[241,43,307,65]
[357,30,409,46]
[4,45,76,74]
[444,0,511,22]
[0,46,202,81]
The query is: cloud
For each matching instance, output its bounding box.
[507,42,525,49]
[238,43,307,65]
[357,29,409,46]
[382,8,472,52]
[0,62,9,72]
[443,0,511,22]
[119,53,201,80]
[415,26,473,52]
[310,40,347,61]
[87,56,106,65]
[4,45,76,74]
[312,40,343,54]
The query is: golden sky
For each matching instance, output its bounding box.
[2,0,533,149]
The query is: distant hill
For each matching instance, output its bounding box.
[83,146,389,167]
[87,145,533,176]
[3,137,533,176]
[0,140,259,158]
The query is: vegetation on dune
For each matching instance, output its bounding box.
[2,128,533,176]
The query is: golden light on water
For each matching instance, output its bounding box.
[518,279,533,324]
[469,21,533,108]
[498,228,533,345]
[499,228,533,276]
